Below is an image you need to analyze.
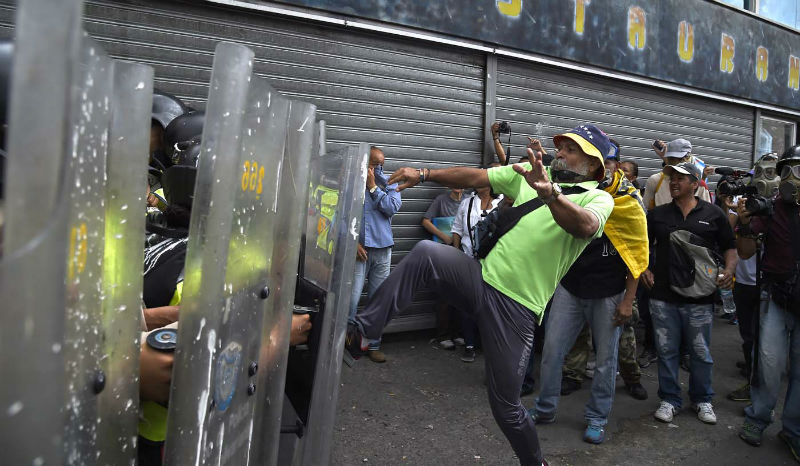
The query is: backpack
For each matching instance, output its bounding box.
[668,229,722,298]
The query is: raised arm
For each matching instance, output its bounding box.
[388,166,490,191]
[491,122,507,165]
[513,148,601,239]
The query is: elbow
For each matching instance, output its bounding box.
[574,217,600,239]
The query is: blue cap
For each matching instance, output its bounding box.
[553,123,612,165]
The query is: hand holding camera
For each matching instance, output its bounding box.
[652,140,666,159]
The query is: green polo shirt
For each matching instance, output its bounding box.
[484,164,614,323]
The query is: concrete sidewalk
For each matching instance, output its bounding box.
[332,316,795,465]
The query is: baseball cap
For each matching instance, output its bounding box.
[664,161,701,181]
[553,123,611,165]
[606,139,620,161]
[664,138,692,159]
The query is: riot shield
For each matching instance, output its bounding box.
[164,42,306,465]
[0,1,82,463]
[61,36,115,464]
[97,60,153,464]
[279,142,369,465]
[1,0,154,462]
[250,99,316,465]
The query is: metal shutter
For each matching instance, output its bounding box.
[495,57,755,185]
[0,0,486,331]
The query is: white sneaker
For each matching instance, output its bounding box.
[453,337,466,346]
[654,401,677,423]
[693,402,717,424]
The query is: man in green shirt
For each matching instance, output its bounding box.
[346,124,614,466]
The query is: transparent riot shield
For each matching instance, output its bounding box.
[164,42,306,465]
[0,1,83,463]
[279,142,369,465]
[250,99,316,465]
[97,61,153,465]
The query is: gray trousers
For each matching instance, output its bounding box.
[356,240,543,465]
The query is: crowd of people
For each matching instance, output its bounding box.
[345,120,800,465]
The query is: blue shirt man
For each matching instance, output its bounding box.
[350,146,402,362]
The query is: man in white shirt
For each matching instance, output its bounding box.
[451,186,502,362]
[643,138,711,210]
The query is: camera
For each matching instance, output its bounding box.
[744,195,773,217]
[652,140,665,152]
[714,167,773,217]
[498,121,511,134]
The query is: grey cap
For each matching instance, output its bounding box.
[664,161,701,181]
[664,138,692,159]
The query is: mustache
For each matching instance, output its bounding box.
[551,157,595,183]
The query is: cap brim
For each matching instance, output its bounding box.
[664,151,689,159]
[553,133,604,163]
[664,165,697,179]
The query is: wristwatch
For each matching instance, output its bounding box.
[542,182,562,205]
[369,185,378,194]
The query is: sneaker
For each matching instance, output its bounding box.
[453,337,466,346]
[729,317,739,325]
[727,383,751,402]
[779,430,800,462]
[693,402,717,424]
[527,408,555,425]
[625,382,649,400]
[429,338,455,350]
[738,420,763,446]
[583,424,605,444]
[461,347,476,363]
[561,378,581,396]
[654,401,677,423]
[344,322,368,359]
[680,354,691,372]
[638,349,658,368]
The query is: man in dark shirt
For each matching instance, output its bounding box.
[641,161,737,426]
[737,146,800,459]
[530,168,647,445]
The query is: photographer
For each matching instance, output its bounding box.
[491,121,510,165]
[738,146,800,459]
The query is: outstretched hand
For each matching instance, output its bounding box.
[387,167,422,191]
[512,148,552,196]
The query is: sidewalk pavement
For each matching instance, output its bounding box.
[332,315,794,465]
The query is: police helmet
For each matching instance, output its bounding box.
[776,145,800,172]
[152,90,189,130]
[161,112,204,209]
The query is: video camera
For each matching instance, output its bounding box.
[714,167,773,216]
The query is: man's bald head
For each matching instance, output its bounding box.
[370,146,385,167]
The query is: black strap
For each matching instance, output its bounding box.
[490,185,587,243]
[466,195,476,248]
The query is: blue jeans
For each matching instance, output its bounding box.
[349,246,392,350]
[745,291,800,437]
[650,299,714,409]
[534,285,623,427]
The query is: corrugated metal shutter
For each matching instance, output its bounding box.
[494,57,755,186]
[0,0,485,331]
